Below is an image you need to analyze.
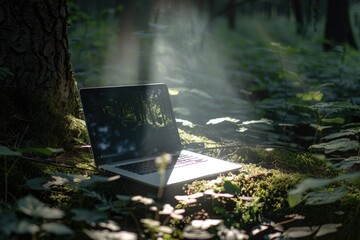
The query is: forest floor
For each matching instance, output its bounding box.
[4,123,357,240]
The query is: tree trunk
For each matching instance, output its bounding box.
[0,0,80,147]
[227,0,236,30]
[291,0,305,35]
[323,0,357,51]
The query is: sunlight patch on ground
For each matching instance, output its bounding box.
[178,128,219,149]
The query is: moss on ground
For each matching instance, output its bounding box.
[184,164,303,213]
[229,146,336,177]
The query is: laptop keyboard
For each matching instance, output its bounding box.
[116,152,207,175]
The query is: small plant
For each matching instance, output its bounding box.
[0,146,65,207]
[0,195,73,239]
[288,124,360,208]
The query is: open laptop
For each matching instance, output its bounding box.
[80,83,241,187]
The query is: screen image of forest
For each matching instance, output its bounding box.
[81,86,182,165]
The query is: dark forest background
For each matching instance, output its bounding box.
[68,0,360,149]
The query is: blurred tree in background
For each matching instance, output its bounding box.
[323,0,357,51]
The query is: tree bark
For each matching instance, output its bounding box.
[0,0,80,147]
[323,0,357,51]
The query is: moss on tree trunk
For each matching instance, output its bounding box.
[0,0,81,147]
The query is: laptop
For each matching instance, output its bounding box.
[80,83,241,187]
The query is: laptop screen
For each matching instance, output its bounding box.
[80,84,182,166]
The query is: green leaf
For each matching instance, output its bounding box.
[305,186,348,205]
[289,178,333,196]
[321,131,355,141]
[321,118,345,124]
[17,195,64,219]
[283,226,316,238]
[0,212,18,236]
[15,220,40,235]
[26,177,49,190]
[312,91,324,101]
[270,42,282,48]
[316,224,342,237]
[84,229,137,240]
[158,225,173,234]
[47,147,65,153]
[51,173,120,188]
[282,70,301,83]
[223,180,241,195]
[282,224,341,238]
[288,172,360,207]
[291,173,360,196]
[183,225,214,239]
[342,122,360,128]
[44,175,70,188]
[278,123,296,127]
[116,195,132,202]
[309,138,359,154]
[50,173,88,187]
[41,222,73,235]
[0,146,21,156]
[310,102,360,114]
[71,209,107,224]
[22,147,64,156]
[310,124,332,132]
[334,156,360,170]
[288,193,303,208]
[141,218,161,228]
[79,175,120,187]
[297,91,323,101]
